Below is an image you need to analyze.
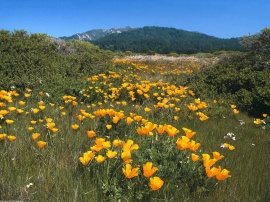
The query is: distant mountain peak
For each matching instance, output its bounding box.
[60,26,134,41]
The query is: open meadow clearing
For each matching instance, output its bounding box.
[0,56,269,201]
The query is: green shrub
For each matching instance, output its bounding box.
[0,30,114,102]
[186,51,270,116]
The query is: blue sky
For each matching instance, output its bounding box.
[1,0,269,38]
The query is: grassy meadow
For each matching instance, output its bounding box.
[0,56,269,201]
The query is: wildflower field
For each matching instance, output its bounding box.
[0,56,269,201]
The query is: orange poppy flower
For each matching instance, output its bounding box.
[143,162,158,178]
[37,141,47,149]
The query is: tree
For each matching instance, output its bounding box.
[240,28,270,63]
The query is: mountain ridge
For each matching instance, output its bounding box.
[60,26,242,54]
[60,26,240,41]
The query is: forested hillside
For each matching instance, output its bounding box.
[92,26,242,54]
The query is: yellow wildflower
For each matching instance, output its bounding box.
[28,127,34,131]
[122,164,139,179]
[254,119,261,125]
[5,119,14,125]
[30,120,37,125]
[122,139,139,152]
[87,130,96,138]
[95,155,106,163]
[0,133,7,140]
[150,177,164,191]
[113,139,122,147]
[77,115,85,121]
[106,150,117,158]
[8,107,16,112]
[47,122,56,130]
[126,117,134,124]
[71,124,79,130]
[144,107,151,112]
[176,136,190,150]
[37,141,47,149]
[24,93,31,98]
[32,108,39,114]
[182,127,196,139]
[18,100,25,106]
[112,116,120,124]
[216,169,231,180]
[51,128,58,133]
[233,109,239,114]
[32,133,40,141]
[212,152,224,161]
[156,125,165,134]
[191,153,199,162]
[16,109,24,114]
[8,135,16,142]
[39,105,46,110]
[143,162,158,178]
[106,124,112,130]
[79,151,95,166]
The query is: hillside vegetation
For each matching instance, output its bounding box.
[0,30,114,100]
[185,28,270,116]
[92,26,242,54]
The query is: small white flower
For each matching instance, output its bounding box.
[251,143,255,146]
[11,86,16,90]
[239,120,245,125]
[220,143,225,148]
[227,132,234,137]
[225,132,236,140]
[26,183,33,188]
[45,93,50,97]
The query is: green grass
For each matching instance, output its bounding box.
[194,112,270,201]
[0,58,269,201]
